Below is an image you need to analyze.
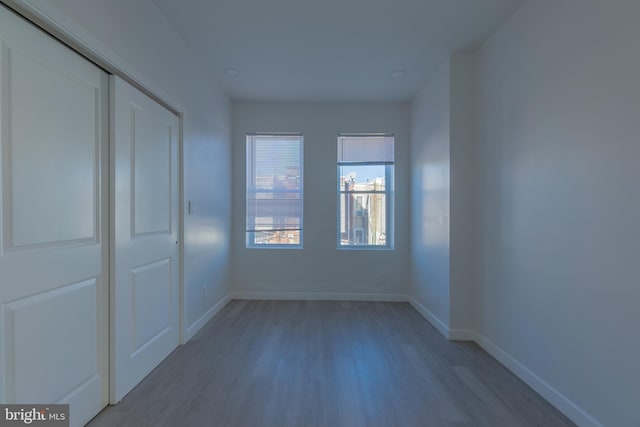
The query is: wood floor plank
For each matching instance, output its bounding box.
[88,301,575,427]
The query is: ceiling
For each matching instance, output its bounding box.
[152,0,525,102]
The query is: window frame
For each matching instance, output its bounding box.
[336,133,394,250]
[354,195,365,217]
[246,133,304,249]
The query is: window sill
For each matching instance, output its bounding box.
[246,244,303,250]
[337,245,393,251]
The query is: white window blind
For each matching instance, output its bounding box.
[246,134,303,247]
[338,135,394,164]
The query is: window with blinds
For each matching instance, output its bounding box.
[338,134,394,249]
[246,134,303,248]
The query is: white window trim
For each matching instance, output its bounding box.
[246,133,304,249]
[336,134,394,250]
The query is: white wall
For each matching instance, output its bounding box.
[449,53,476,334]
[410,53,476,337]
[11,0,233,340]
[410,61,451,328]
[232,102,410,298]
[473,0,640,425]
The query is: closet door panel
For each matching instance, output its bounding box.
[0,6,109,427]
[110,76,179,403]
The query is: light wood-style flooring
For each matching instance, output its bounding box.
[88,300,575,427]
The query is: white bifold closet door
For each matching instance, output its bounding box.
[110,76,180,403]
[0,6,109,427]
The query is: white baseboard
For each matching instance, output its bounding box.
[230,291,408,302]
[474,333,602,427]
[182,293,232,343]
[185,291,601,427]
[408,296,601,426]
[447,328,475,341]
[408,296,451,339]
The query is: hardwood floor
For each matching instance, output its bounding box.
[88,300,575,427]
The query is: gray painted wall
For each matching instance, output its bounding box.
[231,102,410,298]
[473,1,640,425]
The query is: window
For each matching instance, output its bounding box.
[338,134,394,249]
[354,195,365,216]
[246,134,303,248]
